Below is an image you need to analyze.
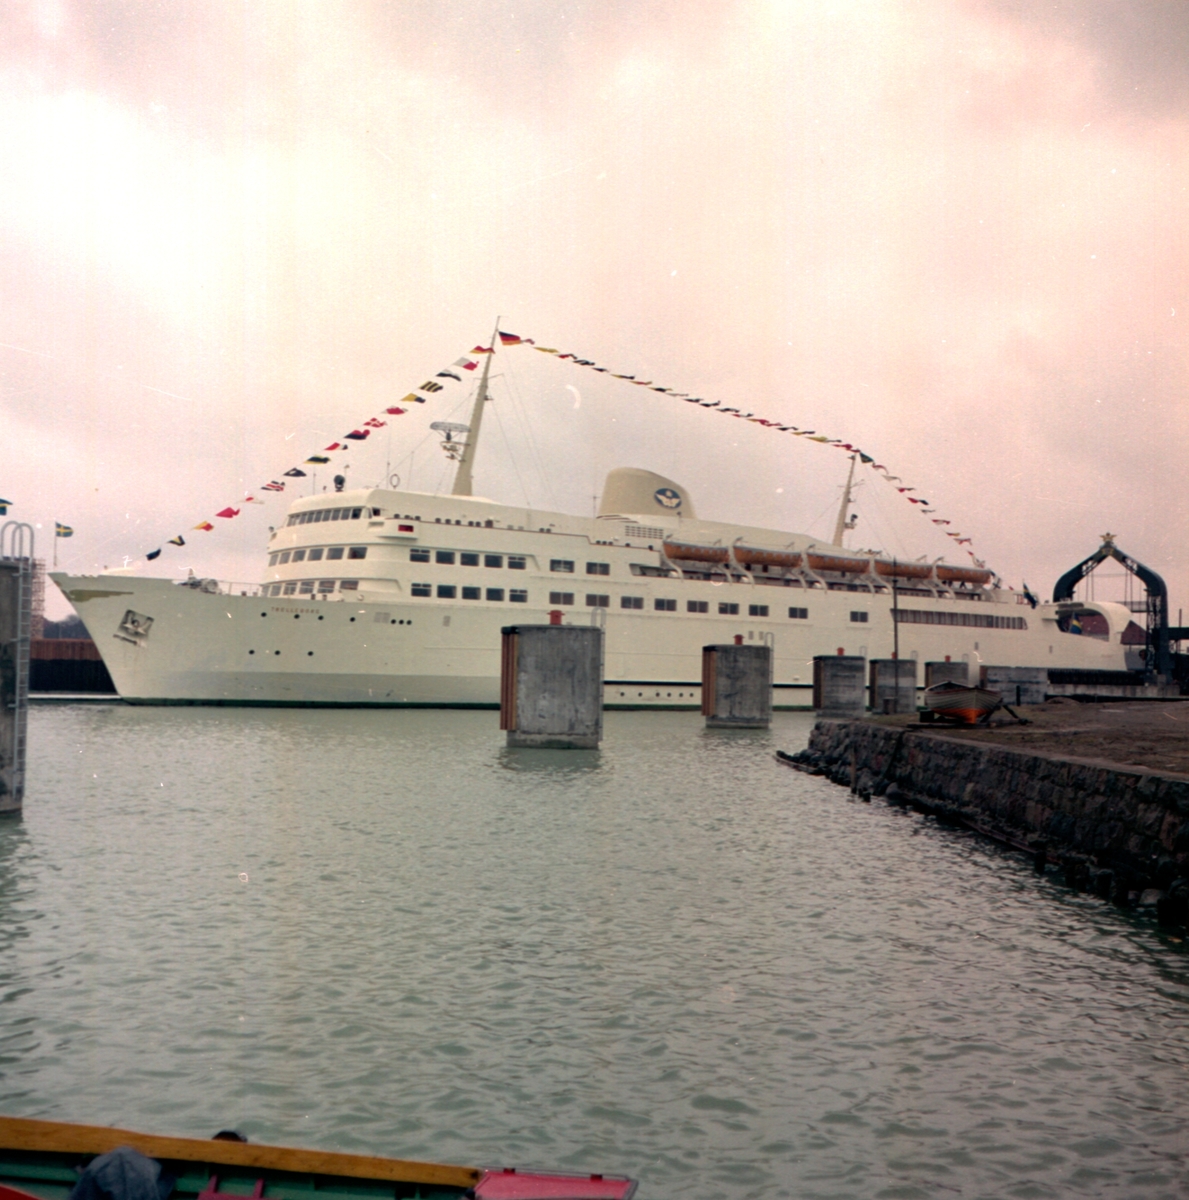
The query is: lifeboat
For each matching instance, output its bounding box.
[936,565,994,585]
[733,544,803,569]
[873,560,933,580]
[806,552,871,574]
[662,538,730,564]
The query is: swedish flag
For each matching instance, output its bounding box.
[55,522,73,538]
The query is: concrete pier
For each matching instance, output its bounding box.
[813,655,866,718]
[869,658,917,714]
[701,643,772,728]
[981,665,1046,706]
[0,525,35,815]
[500,624,603,748]
[782,702,1189,925]
[925,660,969,688]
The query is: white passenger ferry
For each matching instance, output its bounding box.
[53,354,1134,708]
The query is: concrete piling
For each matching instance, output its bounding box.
[869,658,918,714]
[925,660,970,688]
[701,643,772,728]
[980,665,1047,706]
[500,624,604,748]
[813,655,866,718]
[0,523,35,816]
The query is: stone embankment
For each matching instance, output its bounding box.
[784,717,1189,928]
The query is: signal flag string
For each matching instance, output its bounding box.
[136,329,983,570]
[503,331,986,567]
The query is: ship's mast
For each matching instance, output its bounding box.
[451,320,499,497]
[831,453,858,547]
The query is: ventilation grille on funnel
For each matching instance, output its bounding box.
[625,524,667,540]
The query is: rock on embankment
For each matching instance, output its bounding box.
[784,720,1189,927]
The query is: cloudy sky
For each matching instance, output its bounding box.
[4,0,1187,619]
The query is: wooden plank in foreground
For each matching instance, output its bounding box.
[0,1118,480,1190]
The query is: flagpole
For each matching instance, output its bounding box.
[451,317,500,497]
[892,557,899,661]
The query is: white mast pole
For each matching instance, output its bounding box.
[451,318,500,497]
[831,453,858,547]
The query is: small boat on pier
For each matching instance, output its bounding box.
[922,680,1003,725]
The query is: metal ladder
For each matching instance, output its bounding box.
[1,522,34,809]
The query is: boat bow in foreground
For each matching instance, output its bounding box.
[0,1117,635,1200]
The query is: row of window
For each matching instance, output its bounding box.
[265,580,360,596]
[895,609,1028,630]
[549,560,610,574]
[407,551,610,574]
[285,507,369,527]
[253,584,1024,630]
[413,550,528,569]
[269,547,367,566]
[412,585,528,602]
[548,595,814,617]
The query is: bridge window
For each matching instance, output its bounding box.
[718,602,739,615]
[788,607,808,619]
[687,600,708,613]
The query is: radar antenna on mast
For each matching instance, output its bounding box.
[430,421,471,462]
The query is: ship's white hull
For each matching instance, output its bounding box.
[53,568,1131,709]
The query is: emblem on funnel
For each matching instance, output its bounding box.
[654,487,682,510]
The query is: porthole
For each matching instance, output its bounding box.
[307,651,314,656]
[294,614,300,619]
[274,650,280,655]
[260,612,267,618]
[249,650,255,655]
[350,617,356,622]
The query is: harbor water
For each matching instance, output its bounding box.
[3,705,1187,1199]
